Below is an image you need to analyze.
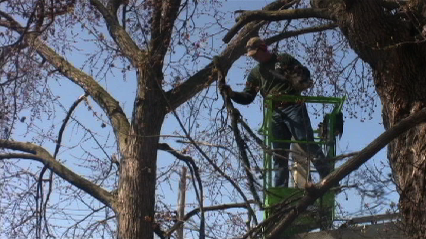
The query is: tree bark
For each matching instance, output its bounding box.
[321,1,426,237]
[117,66,166,239]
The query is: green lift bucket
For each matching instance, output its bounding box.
[260,95,345,237]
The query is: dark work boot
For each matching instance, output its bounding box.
[312,156,331,179]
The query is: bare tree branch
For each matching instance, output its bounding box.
[151,1,162,50]
[165,1,294,111]
[153,0,182,65]
[165,64,216,111]
[0,13,131,152]
[157,142,206,239]
[90,0,145,67]
[264,23,338,45]
[215,56,262,207]
[54,94,89,158]
[36,93,89,238]
[150,0,182,80]
[165,202,254,237]
[158,142,258,224]
[32,37,130,149]
[223,7,332,43]
[61,206,108,238]
[107,0,125,17]
[0,141,116,210]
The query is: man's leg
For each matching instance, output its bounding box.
[278,104,331,179]
[271,110,292,187]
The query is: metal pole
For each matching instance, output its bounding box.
[177,166,187,239]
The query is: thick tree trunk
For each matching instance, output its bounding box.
[377,62,426,239]
[319,1,426,238]
[117,66,166,239]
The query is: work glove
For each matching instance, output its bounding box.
[218,84,235,97]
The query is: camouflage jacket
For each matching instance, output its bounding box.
[231,53,310,105]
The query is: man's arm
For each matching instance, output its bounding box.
[220,83,257,105]
[223,71,259,105]
[230,85,257,105]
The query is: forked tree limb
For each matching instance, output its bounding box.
[90,0,145,67]
[36,93,89,237]
[0,141,116,210]
[165,202,255,236]
[214,56,263,209]
[223,8,332,43]
[158,142,258,233]
[157,143,205,239]
[0,10,131,151]
[264,23,337,45]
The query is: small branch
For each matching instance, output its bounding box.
[71,119,113,162]
[329,151,359,163]
[150,1,162,46]
[154,222,167,239]
[36,93,89,237]
[222,0,298,43]
[176,139,240,159]
[61,206,108,238]
[107,0,123,18]
[176,139,232,150]
[223,8,332,43]
[242,193,302,239]
[165,202,254,237]
[0,141,116,210]
[152,0,182,62]
[55,93,89,158]
[29,34,130,152]
[157,142,205,239]
[238,118,264,146]
[264,23,337,45]
[214,56,262,208]
[158,142,257,224]
[237,118,294,162]
[90,0,144,67]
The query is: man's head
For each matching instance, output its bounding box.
[246,37,271,62]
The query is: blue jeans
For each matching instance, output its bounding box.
[271,103,330,187]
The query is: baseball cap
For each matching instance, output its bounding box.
[246,37,267,56]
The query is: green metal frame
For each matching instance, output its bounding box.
[260,94,345,236]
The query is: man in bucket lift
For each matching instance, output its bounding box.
[220,37,331,187]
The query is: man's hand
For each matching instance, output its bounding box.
[218,84,235,97]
